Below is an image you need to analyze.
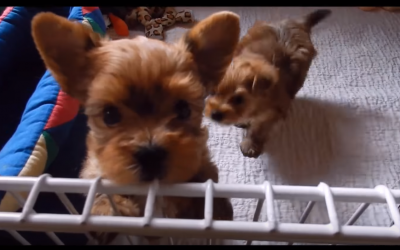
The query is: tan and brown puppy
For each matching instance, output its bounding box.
[205,9,332,159]
[31,11,240,244]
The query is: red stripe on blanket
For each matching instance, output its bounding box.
[82,7,99,15]
[0,7,14,24]
[44,91,80,130]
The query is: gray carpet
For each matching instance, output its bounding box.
[110,7,400,245]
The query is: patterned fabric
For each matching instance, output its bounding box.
[0,6,105,212]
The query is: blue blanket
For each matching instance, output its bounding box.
[0,6,106,245]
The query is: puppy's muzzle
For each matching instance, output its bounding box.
[211,110,224,122]
[134,145,168,181]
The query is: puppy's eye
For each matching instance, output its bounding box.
[230,95,244,106]
[103,105,122,126]
[174,100,191,120]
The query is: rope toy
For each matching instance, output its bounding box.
[127,7,194,40]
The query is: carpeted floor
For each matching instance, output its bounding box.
[109,7,400,245]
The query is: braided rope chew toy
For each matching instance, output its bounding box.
[127,7,194,40]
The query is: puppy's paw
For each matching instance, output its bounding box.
[89,232,118,245]
[89,195,139,245]
[240,139,262,158]
[91,194,139,216]
[234,122,250,129]
[213,198,234,221]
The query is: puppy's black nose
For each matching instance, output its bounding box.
[134,145,168,181]
[211,110,224,121]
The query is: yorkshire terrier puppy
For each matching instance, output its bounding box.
[205,9,332,159]
[31,11,240,244]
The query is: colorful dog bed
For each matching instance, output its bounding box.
[0,7,106,245]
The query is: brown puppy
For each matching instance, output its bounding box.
[205,9,332,159]
[31,11,240,244]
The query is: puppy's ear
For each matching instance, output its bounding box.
[300,9,332,31]
[182,11,241,94]
[32,12,102,103]
[247,65,279,94]
[247,76,272,94]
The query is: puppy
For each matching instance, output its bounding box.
[205,9,332,158]
[31,11,240,244]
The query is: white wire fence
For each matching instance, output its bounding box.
[0,174,399,245]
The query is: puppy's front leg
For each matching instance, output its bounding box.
[240,110,282,158]
[165,161,233,221]
[89,194,139,245]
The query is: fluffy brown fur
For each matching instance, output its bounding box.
[205,9,332,158]
[31,11,240,244]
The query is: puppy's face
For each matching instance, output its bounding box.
[32,12,240,184]
[205,57,279,125]
[205,9,331,125]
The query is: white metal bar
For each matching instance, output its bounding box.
[7,191,64,245]
[105,194,134,245]
[2,214,400,244]
[56,192,79,215]
[2,176,400,204]
[331,203,370,246]
[56,192,95,242]
[299,201,316,223]
[246,182,276,246]
[376,185,400,232]
[80,177,100,224]
[345,203,370,226]
[160,205,175,245]
[6,230,30,245]
[143,181,158,226]
[264,181,277,231]
[204,180,214,245]
[2,176,400,245]
[160,204,175,245]
[390,205,400,227]
[318,182,340,235]
[3,190,33,248]
[246,198,265,245]
[204,179,214,229]
[20,174,49,221]
[287,201,316,245]
[252,199,265,222]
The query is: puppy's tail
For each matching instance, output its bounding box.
[301,9,332,29]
